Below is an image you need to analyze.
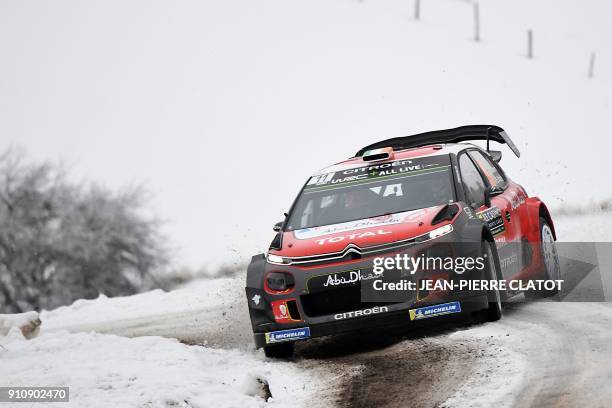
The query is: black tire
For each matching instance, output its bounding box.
[263,342,295,359]
[481,240,502,322]
[525,217,560,299]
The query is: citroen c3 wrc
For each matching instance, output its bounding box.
[245,125,560,358]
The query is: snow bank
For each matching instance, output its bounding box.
[0,330,326,408]
[0,311,41,339]
[0,277,337,408]
[40,277,252,349]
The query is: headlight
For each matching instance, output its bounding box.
[416,224,454,242]
[266,272,295,292]
[267,253,292,265]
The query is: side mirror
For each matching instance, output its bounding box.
[489,150,502,163]
[273,221,283,232]
[484,185,504,207]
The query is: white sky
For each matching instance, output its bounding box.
[1,0,611,269]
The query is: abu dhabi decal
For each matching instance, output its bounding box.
[323,270,378,287]
[477,206,505,236]
[334,306,389,320]
[265,327,311,344]
[409,301,461,321]
[307,269,379,292]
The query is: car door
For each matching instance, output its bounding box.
[467,150,522,241]
[467,150,529,280]
[458,151,518,279]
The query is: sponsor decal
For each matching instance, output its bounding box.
[271,300,300,323]
[308,172,336,186]
[477,206,505,236]
[293,211,415,240]
[463,206,475,219]
[500,253,518,269]
[323,270,378,287]
[409,301,461,321]
[304,156,452,192]
[251,294,261,306]
[293,208,438,241]
[454,165,462,183]
[509,190,526,210]
[334,306,389,320]
[307,269,380,293]
[265,327,310,344]
[314,229,391,245]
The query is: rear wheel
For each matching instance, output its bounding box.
[526,217,560,299]
[263,342,295,359]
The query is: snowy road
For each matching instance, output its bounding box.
[1,213,611,407]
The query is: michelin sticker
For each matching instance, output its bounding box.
[265,327,311,344]
[409,301,461,321]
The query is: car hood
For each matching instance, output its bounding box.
[274,205,446,258]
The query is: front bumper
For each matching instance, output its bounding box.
[251,293,489,348]
[247,229,490,349]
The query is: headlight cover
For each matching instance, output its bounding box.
[267,253,292,265]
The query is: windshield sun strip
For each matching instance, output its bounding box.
[302,165,451,194]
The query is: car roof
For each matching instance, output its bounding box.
[313,142,480,176]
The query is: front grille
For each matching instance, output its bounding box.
[300,284,396,317]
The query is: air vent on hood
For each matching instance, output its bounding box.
[431,203,460,225]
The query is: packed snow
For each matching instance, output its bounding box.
[442,302,612,408]
[40,277,253,349]
[0,328,330,408]
[0,276,335,408]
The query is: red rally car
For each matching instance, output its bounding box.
[245,125,560,357]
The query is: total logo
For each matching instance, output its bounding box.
[315,229,392,245]
[334,306,389,320]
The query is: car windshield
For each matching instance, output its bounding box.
[285,155,455,231]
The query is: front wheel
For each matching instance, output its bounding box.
[263,342,295,359]
[481,241,502,322]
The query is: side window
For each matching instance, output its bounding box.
[469,150,506,188]
[459,153,486,207]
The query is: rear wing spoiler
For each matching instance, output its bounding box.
[354,125,521,158]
